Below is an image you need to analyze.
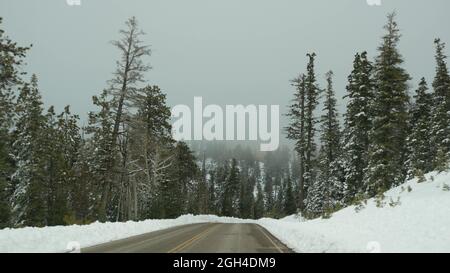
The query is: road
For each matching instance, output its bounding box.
[82,223,292,253]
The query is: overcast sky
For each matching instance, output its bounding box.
[1,0,450,140]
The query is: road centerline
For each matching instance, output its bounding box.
[167,223,219,253]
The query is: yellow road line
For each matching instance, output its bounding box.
[167,224,218,253]
[256,225,284,253]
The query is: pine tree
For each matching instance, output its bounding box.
[42,106,68,225]
[284,176,296,215]
[263,173,275,214]
[167,142,199,218]
[430,39,450,168]
[221,158,240,217]
[85,90,116,221]
[342,52,374,202]
[254,181,265,219]
[0,17,31,228]
[239,175,254,219]
[126,85,173,220]
[287,53,320,212]
[56,106,83,223]
[406,78,434,177]
[287,74,307,211]
[303,53,320,208]
[10,75,48,227]
[308,71,342,216]
[364,13,411,196]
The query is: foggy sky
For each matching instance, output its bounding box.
[1,0,450,142]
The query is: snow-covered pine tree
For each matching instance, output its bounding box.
[10,75,48,227]
[0,17,30,228]
[364,13,411,196]
[90,17,151,221]
[406,78,434,177]
[55,106,83,223]
[303,53,320,210]
[41,106,69,226]
[342,52,374,202]
[287,54,320,212]
[85,90,116,221]
[308,71,342,217]
[287,74,307,211]
[126,85,173,220]
[430,39,450,169]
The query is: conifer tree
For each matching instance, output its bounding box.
[303,53,320,210]
[364,13,411,196]
[254,181,265,219]
[287,74,307,211]
[221,159,240,217]
[342,52,374,202]
[287,53,320,212]
[308,71,342,216]
[406,78,434,177]
[10,75,48,227]
[284,176,296,215]
[85,90,116,221]
[430,39,450,168]
[0,17,30,228]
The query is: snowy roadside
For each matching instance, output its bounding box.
[258,171,450,253]
[0,215,247,253]
[1,171,449,253]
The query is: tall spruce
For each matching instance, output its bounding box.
[364,13,411,196]
[308,71,342,216]
[406,78,434,177]
[0,17,30,227]
[342,52,374,202]
[85,90,116,221]
[430,39,450,168]
[221,159,240,217]
[10,75,47,227]
[287,74,307,211]
[303,53,320,210]
[287,53,320,212]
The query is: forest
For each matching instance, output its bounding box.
[0,12,449,228]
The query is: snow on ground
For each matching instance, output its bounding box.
[0,215,244,253]
[259,171,450,253]
[0,171,449,253]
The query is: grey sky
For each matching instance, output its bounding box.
[1,0,450,141]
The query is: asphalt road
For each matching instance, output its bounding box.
[82,223,292,253]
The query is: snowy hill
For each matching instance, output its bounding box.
[259,171,450,253]
[0,171,449,253]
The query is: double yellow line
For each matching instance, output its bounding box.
[168,224,218,253]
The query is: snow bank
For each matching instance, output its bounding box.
[258,171,450,253]
[0,215,245,253]
[1,171,449,253]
